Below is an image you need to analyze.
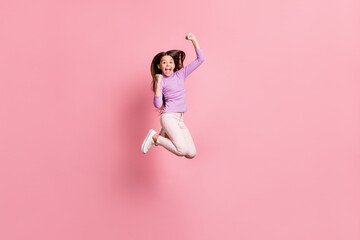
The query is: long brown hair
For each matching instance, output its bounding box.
[150,50,186,113]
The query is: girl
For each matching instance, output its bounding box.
[141,32,205,159]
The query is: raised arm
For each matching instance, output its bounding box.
[180,33,205,78]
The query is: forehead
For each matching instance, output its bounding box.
[160,55,174,62]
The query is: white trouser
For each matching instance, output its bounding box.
[156,112,196,159]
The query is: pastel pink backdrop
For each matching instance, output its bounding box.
[0,0,359,239]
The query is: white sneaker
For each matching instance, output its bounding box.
[141,129,156,154]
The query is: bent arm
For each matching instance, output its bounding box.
[153,96,163,108]
[153,81,163,108]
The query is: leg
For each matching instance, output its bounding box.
[156,113,189,156]
[179,115,197,159]
[159,127,169,138]
[154,128,169,146]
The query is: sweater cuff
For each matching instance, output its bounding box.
[153,95,163,108]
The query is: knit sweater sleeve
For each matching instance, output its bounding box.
[178,48,205,79]
[153,81,163,108]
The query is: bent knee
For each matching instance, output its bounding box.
[185,150,197,159]
[175,145,196,158]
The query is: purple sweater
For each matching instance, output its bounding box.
[153,48,205,113]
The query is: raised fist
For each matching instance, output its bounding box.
[185,32,196,41]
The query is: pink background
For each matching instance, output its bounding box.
[1,0,359,239]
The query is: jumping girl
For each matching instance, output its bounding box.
[141,32,205,158]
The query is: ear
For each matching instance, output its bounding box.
[157,64,160,69]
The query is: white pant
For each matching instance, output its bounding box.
[156,112,196,159]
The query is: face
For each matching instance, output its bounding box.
[158,55,175,76]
